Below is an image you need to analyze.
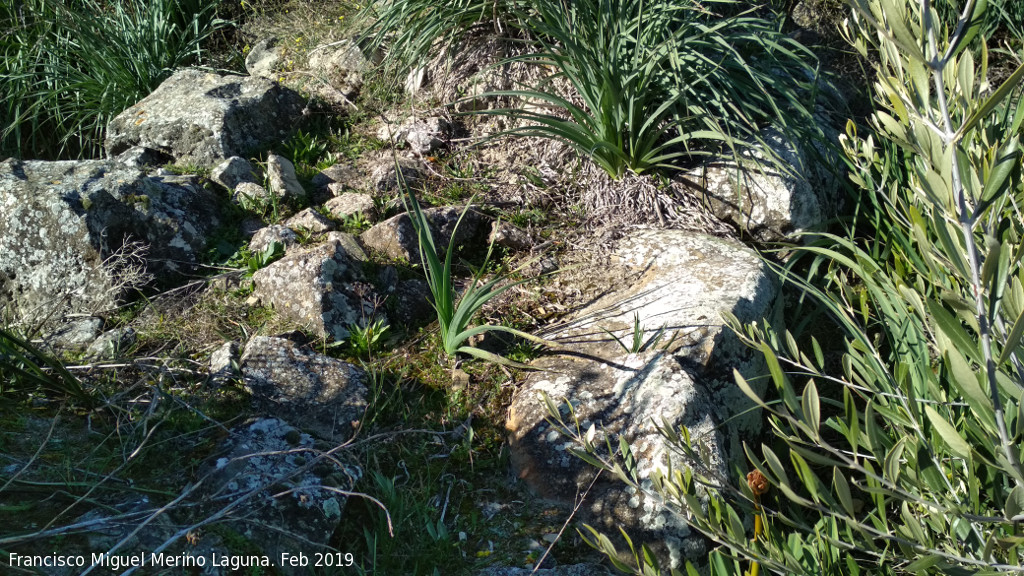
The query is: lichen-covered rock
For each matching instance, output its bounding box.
[506,229,781,569]
[325,192,376,220]
[209,340,240,387]
[45,317,104,352]
[251,239,379,341]
[249,224,298,254]
[113,145,173,169]
[0,159,219,328]
[285,208,335,234]
[368,157,422,193]
[86,327,137,360]
[307,40,368,104]
[377,116,451,154]
[196,417,361,574]
[489,221,532,251]
[359,205,486,263]
[233,181,273,205]
[240,339,368,441]
[245,37,284,79]
[311,163,361,197]
[105,69,306,167]
[266,153,306,200]
[689,127,840,242]
[211,156,258,191]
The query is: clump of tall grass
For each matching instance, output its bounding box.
[1,0,230,160]
[481,0,823,178]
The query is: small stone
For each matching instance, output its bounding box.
[250,225,297,254]
[368,158,421,193]
[46,317,104,352]
[209,341,240,387]
[86,327,137,360]
[267,154,306,200]
[284,208,336,234]
[324,193,376,220]
[245,37,284,79]
[211,156,258,191]
[489,221,532,251]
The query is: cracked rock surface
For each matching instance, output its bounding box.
[240,337,368,442]
[507,229,781,569]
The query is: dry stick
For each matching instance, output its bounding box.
[529,470,602,575]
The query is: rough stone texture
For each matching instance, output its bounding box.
[368,157,422,193]
[0,159,219,327]
[245,37,284,79]
[489,221,532,251]
[209,340,240,387]
[285,208,335,234]
[507,229,781,569]
[267,153,306,200]
[240,339,368,441]
[45,317,104,352]
[477,565,611,576]
[325,192,376,220]
[323,232,368,262]
[211,156,259,191]
[249,225,298,255]
[114,145,173,169]
[251,239,379,341]
[311,163,361,197]
[196,417,361,574]
[86,327,137,360]
[390,278,434,327]
[359,205,486,263]
[689,128,840,242]
[105,69,306,167]
[307,41,368,104]
[377,116,451,154]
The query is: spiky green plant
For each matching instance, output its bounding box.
[403,190,551,367]
[478,0,822,178]
[0,328,92,407]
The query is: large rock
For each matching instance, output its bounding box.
[506,229,781,569]
[240,338,368,441]
[359,205,486,263]
[105,69,306,167]
[689,128,840,242]
[196,417,361,574]
[251,238,377,341]
[0,159,219,327]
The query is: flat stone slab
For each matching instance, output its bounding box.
[240,337,368,441]
[507,229,781,569]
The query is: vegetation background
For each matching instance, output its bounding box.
[2,0,1023,575]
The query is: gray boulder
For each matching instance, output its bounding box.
[251,238,379,341]
[197,417,361,574]
[105,69,306,167]
[689,127,840,242]
[0,159,219,327]
[359,205,486,263]
[507,229,781,569]
[85,327,137,360]
[240,338,368,441]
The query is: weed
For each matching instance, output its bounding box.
[601,312,668,354]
